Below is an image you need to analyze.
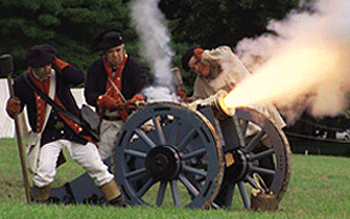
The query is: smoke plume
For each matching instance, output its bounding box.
[130,0,177,101]
[231,0,350,124]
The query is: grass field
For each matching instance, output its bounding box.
[1,138,349,218]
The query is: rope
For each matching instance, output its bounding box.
[285,131,350,144]
[298,118,345,133]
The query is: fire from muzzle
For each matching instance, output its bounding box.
[189,90,235,119]
[214,90,235,117]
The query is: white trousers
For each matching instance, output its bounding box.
[98,119,124,160]
[33,139,114,188]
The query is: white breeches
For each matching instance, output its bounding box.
[33,139,114,188]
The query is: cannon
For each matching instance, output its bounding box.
[38,91,291,209]
[112,91,291,209]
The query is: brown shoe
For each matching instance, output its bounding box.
[33,184,51,202]
[109,195,127,207]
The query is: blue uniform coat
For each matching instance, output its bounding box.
[13,65,88,146]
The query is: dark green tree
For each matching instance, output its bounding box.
[0,0,138,76]
[160,0,300,48]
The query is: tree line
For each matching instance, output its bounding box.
[0,0,300,87]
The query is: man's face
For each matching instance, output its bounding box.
[31,64,52,80]
[188,56,211,77]
[105,44,125,67]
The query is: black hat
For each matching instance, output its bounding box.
[90,29,124,53]
[26,44,57,68]
[181,46,198,71]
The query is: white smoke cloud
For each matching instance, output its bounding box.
[233,0,350,123]
[130,0,175,88]
[130,0,178,102]
[142,85,180,102]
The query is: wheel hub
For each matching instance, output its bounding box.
[225,148,248,182]
[145,146,181,180]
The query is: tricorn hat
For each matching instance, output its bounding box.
[90,29,124,53]
[181,46,198,71]
[26,44,57,68]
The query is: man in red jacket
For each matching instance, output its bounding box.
[6,44,125,206]
[85,30,149,160]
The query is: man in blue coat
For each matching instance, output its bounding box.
[6,44,124,206]
[85,30,149,160]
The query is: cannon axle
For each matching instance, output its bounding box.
[224,149,249,183]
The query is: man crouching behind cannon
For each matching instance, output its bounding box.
[181,45,286,207]
[6,44,125,206]
[181,45,284,128]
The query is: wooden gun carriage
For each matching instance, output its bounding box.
[47,91,291,209]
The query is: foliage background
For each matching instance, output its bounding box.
[0,0,136,77]
[0,0,300,82]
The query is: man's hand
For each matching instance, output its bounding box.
[176,89,193,103]
[97,94,119,111]
[129,94,145,103]
[125,94,145,111]
[53,58,69,73]
[6,97,21,118]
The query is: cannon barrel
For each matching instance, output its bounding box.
[189,90,235,119]
[122,89,235,119]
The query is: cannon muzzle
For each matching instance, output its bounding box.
[213,90,235,118]
[189,90,235,119]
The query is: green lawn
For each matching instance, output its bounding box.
[1,138,349,218]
